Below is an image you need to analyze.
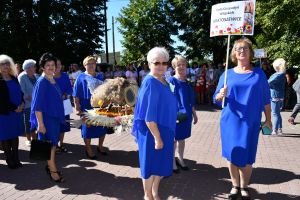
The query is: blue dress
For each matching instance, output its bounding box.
[132,75,177,179]
[213,67,270,167]
[169,77,195,140]
[0,80,24,140]
[54,72,73,133]
[72,73,107,138]
[30,76,65,146]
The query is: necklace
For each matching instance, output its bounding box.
[43,74,55,84]
[151,74,167,85]
[235,65,253,73]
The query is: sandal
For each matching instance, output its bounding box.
[175,158,189,171]
[59,146,68,153]
[228,186,240,200]
[97,147,108,156]
[49,171,65,183]
[240,188,251,200]
[45,165,63,176]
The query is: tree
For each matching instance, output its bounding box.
[255,0,300,66]
[118,0,177,64]
[0,0,106,65]
[166,0,233,65]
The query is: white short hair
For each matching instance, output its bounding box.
[0,54,17,77]
[171,55,187,68]
[273,58,286,72]
[147,47,169,63]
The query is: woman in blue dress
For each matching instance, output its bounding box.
[214,38,272,200]
[54,59,73,152]
[169,55,198,173]
[132,47,177,200]
[73,56,107,160]
[0,55,24,169]
[31,53,65,183]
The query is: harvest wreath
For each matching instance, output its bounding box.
[80,77,138,133]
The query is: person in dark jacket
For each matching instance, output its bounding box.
[0,55,24,169]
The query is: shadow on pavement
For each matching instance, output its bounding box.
[1,149,299,200]
[278,133,300,138]
[0,146,143,200]
[195,104,220,112]
[159,159,300,200]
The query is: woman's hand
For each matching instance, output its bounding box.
[154,137,164,150]
[37,123,46,134]
[193,113,198,124]
[14,103,24,113]
[75,109,82,116]
[216,85,228,101]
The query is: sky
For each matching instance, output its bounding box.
[106,0,130,53]
[106,0,184,54]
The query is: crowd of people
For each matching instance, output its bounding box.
[0,37,299,199]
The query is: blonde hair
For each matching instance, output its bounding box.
[171,55,187,69]
[273,58,286,72]
[147,47,169,63]
[0,54,17,77]
[230,37,254,64]
[83,56,97,66]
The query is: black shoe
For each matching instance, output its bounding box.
[59,146,68,153]
[49,171,65,183]
[85,150,97,160]
[240,188,251,200]
[15,162,23,168]
[6,159,17,169]
[175,159,189,171]
[7,162,17,169]
[173,168,180,174]
[228,186,240,200]
[97,147,108,156]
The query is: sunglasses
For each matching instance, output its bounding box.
[235,46,250,52]
[151,62,168,66]
[0,62,10,67]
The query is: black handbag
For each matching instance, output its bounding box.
[106,127,115,135]
[176,111,188,123]
[29,139,52,161]
[175,81,191,124]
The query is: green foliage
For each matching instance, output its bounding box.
[255,0,300,66]
[118,0,299,67]
[165,0,234,65]
[0,0,105,65]
[117,0,177,64]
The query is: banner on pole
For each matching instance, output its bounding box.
[254,49,267,58]
[210,0,256,37]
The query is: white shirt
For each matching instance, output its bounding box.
[125,70,138,82]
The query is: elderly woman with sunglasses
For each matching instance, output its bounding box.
[0,55,24,169]
[168,55,198,173]
[132,47,177,200]
[214,38,272,200]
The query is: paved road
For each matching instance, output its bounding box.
[0,106,299,200]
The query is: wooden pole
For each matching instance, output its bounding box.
[222,35,231,108]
